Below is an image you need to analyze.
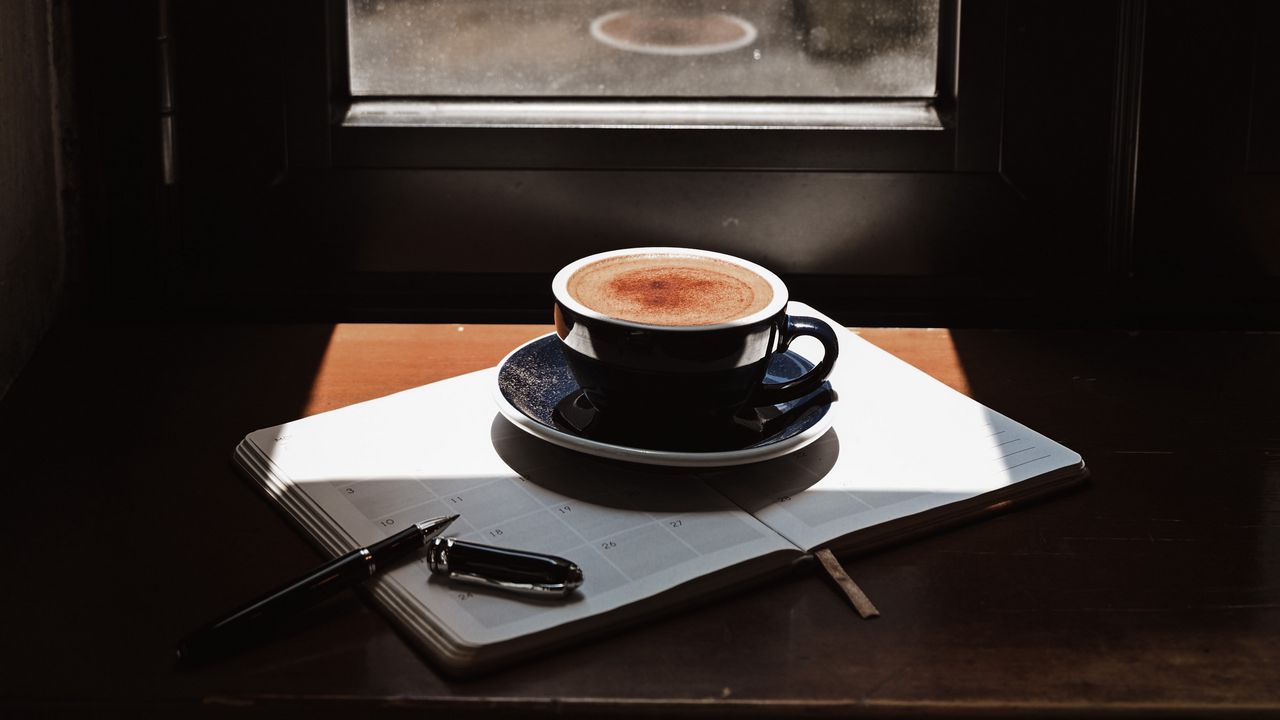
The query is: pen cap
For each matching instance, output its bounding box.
[427,538,583,597]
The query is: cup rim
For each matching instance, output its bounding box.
[552,247,789,332]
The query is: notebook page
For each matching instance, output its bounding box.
[245,369,796,648]
[707,304,1084,553]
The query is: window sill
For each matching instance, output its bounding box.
[332,100,952,171]
[343,99,943,131]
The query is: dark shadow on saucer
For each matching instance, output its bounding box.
[491,414,840,514]
[498,334,834,453]
[551,383,835,453]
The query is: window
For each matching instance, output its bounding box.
[333,1,959,169]
[347,0,940,100]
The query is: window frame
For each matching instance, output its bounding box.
[285,0,1007,172]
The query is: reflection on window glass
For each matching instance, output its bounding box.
[348,0,940,98]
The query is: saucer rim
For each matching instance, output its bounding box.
[490,333,835,467]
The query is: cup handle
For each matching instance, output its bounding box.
[749,315,840,407]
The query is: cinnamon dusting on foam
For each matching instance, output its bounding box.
[567,253,774,326]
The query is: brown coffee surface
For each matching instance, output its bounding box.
[567,253,774,326]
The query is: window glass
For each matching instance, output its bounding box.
[348,0,940,98]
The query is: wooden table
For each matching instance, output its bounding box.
[2,322,1278,718]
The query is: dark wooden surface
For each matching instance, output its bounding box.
[2,321,1279,718]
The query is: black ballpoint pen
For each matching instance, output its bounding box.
[176,514,460,662]
[178,514,585,663]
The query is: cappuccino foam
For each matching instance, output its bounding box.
[567,253,775,326]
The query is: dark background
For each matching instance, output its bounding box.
[63,0,1280,329]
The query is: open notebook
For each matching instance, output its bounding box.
[234,304,1085,675]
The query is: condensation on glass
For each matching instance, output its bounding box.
[347,0,940,98]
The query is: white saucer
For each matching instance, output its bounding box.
[490,334,835,468]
